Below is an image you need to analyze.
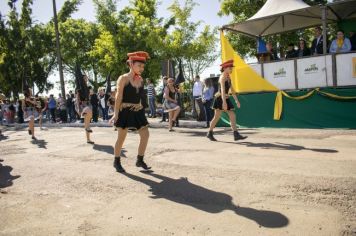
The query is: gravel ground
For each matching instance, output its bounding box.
[1,120,355,236]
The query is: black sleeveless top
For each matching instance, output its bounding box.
[167,88,176,100]
[218,79,231,95]
[122,82,144,104]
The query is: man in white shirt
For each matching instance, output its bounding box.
[192,75,204,120]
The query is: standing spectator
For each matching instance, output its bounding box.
[329,30,352,53]
[7,102,15,124]
[202,78,215,128]
[146,79,156,118]
[311,27,327,55]
[98,89,109,121]
[349,31,356,51]
[285,43,297,59]
[266,42,279,61]
[48,94,56,123]
[69,90,79,120]
[57,94,67,123]
[296,39,311,57]
[107,90,116,119]
[66,94,75,122]
[17,99,24,123]
[90,88,99,122]
[160,76,168,122]
[192,75,203,120]
[2,100,9,125]
[0,101,3,127]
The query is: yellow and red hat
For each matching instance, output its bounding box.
[220,59,234,69]
[127,51,150,62]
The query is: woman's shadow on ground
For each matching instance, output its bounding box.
[92,144,127,157]
[123,171,289,228]
[222,141,338,153]
[0,162,21,189]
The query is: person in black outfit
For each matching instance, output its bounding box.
[285,43,297,59]
[17,99,24,123]
[110,51,151,173]
[349,31,356,51]
[207,59,247,142]
[89,88,99,122]
[311,27,328,55]
[296,39,311,57]
[66,93,75,122]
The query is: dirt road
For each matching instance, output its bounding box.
[1,123,355,235]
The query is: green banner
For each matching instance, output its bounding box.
[218,88,356,129]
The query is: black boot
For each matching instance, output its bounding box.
[207,131,217,141]
[136,155,151,170]
[113,157,125,173]
[234,130,247,141]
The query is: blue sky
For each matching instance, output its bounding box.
[0,0,232,93]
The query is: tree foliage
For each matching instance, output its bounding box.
[1,0,218,97]
[0,0,55,96]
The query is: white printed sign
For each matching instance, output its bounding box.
[297,56,328,89]
[336,53,356,86]
[263,61,296,90]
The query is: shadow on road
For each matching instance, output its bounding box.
[0,134,9,141]
[31,138,48,149]
[93,144,127,157]
[176,129,256,137]
[123,171,289,228]
[220,141,338,153]
[0,163,21,189]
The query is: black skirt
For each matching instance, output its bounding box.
[115,108,148,130]
[213,96,234,110]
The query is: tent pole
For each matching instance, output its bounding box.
[321,6,328,54]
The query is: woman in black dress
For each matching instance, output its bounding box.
[207,59,247,141]
[110,51,151,173]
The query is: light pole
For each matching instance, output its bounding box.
[52,0,66,99]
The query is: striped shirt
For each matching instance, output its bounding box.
[147,84,155,98]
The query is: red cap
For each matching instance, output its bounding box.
[127,51,150,62]
[128,56,147,62]
[220,59,234,69]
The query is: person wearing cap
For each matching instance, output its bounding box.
[22,88,40,140]
[110,51,151,173]
[207,59,247,141]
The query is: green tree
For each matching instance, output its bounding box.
[92,0,168,84]
[0,0,55,97]
[163,0,217,82]
[59,19,102,91]
[0,0,84,97]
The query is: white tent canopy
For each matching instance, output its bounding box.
[222,0,356,37]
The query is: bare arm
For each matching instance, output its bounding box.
[113,76,126,116]
[230,85,240,108]
[220,76,226,102]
